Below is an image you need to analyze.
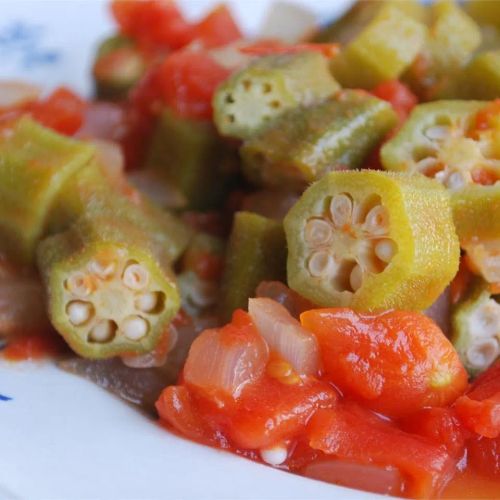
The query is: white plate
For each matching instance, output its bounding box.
[0,2,372,499]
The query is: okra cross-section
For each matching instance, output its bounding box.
[213,52,340,140]
[381,100,500,190]
[284,171,460,311]
[452,278,500,376]
[37,207,180,359]
[241,91,397,189]
[0,117,94,265]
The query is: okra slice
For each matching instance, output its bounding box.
[0,117,94,265]
[93,35,145,101]
[404,1,482,100]
[213,52,340,140]
[460,50,500,100]
[452,278,500,376]
[241,91,397,189]
[219,212,287,321]
[284,170,460,311]
[381,100,500,190]
[146,107,238,210]
[465,1,500,29]
[452,184,500,284]
[37,203,180,359]
[330,5,427,89]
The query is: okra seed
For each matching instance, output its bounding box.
[122,263,149,291]
[364,205,389,236]
[270,100,281,109]
[260,444,287,466]
[416,157,442,176]
[135,292,160,313]
[224,93,235,104]
[89,320,116,343]
[349,264,363,292]
[66,301,94,326]
[374,239,396,263]
[304,218,333,246]
[227,114,235,123]
[445,171,467,190]
[466,338,499,369]
[121,315,149,341]
[424,126,451,141]
[66,272,93,297]
[330,194,353,228]
[88,259,116,280]
[242,79,252,91]
[262,83,272,94]
[307,251,336,277]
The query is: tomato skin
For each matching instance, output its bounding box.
[307,403,456,498]
[455,361,500,438]
[400,407,467,457]
[2,331,65,361]
[467,434,500,479]
[371,80,418,122]
[226,376,337,450]
[300,308,468,417]
[194,5,242,48]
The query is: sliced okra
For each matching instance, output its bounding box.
[330,5,427,89]
[241,91,397,189]
[213,52,340,140]
[284,170,460,311]
[219,212,287,321]
[37,202,180,359]
[0,117,94,265]
[452,278,500,376]
[460,50,500,100]
[381,100,500,190]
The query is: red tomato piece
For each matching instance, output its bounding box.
[307,403,456,498]
[400,407,467,457]
[455,361,500,438]
[194,5,242,48]
[157,49,233,120]
[2,331,65,361]
[300,308,468,417]
[227,376,337,450]
[29,87,86,135]
[111,0,194,52]
[371,80,418,123]
[467,434,500,479]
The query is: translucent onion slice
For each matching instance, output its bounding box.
[184,325,269,400]
[255,281,314,319]
[75,101,125,141]
[248,297,320,375]
[0,81,41,108]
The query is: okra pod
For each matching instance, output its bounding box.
[452,278,500,376]
[219,211,287,321]
[381,100,500,190]
[460,50,500,100]
[330,5,427,89]
[0,117,94,265]
[146,107,238,210]
[213,52,340,140]
[241,91,397,189]
[93,35,145,101]
[284,170,460,311]
[37,199,180,359]
[465,1,500,29]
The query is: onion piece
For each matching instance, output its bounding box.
[0,81,41,108]
[89,138,125,180]
[248,297,320,376]
[75,101,125,141]
[259,1,318,43]
[184,323,268,401]
[255,281,315,319]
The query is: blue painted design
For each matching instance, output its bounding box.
[0,394,12,401]
[0,20,60,69]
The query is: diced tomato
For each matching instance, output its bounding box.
[371,80,418,123]
[455,361,500,438]
[226,376,337,450]
[194,5,242,48]
[111,0,194,53]
[450,258,475,305]
[29,87,86,135]
[307,403,456,498]
[300,309,468,417]
[183,310,269,403]
[2,331,65,361]
[400,407,467,457]
[467,434,500,479]
[239,40,339,59]
[156,49,233,120]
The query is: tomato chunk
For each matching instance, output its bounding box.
[371,80,418,122]
[400,407,466,457]
[300,309,468,417]
[455,361,500,438]
[307,403,456,498]
[467,434,500,479]
[194,5,242,48]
